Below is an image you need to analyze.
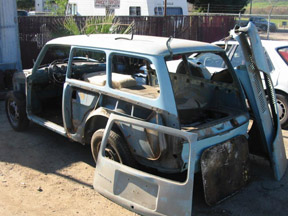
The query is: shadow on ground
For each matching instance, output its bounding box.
[1,100,288,215]
[0,101,95,187]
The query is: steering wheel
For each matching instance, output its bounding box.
[48,60,66,84]
[63,56,99,63]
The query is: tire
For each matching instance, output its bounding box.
[5,91,29,131]
[276,93,288,129]
[91,129,137,167]
[270,26,277,32]
[261,25,267,31]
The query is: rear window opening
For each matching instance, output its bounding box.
[166,53,247,137]
[110,54,160,99]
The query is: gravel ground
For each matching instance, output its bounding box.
[0,101,135,216]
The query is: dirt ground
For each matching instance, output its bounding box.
[259,29,288,40]
[0,101,135,216]
[0,99,288,216]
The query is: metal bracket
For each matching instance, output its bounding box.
[166,36,173,60]
[115,28,134,41]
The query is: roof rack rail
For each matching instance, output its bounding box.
[115,29,134,41]
[166,36,173,59]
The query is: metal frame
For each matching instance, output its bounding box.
[231,22,287,180]
[94,113,198,216]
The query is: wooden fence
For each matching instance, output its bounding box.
[18,16,235,68]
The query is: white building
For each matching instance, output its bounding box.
[35,0,57,14]
[66,0,188,16]
[35,0,49,12]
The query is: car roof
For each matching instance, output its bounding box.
[47,34,223,56]
[214,39,288,48]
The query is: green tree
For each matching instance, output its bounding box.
[188,0,249,13]
[47,0,68,15]
[64,15,134,35]
[17,0,35,10]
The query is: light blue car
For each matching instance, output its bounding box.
[5,23,287,216]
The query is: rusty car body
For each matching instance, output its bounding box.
[6,22,287,216]
[94,23,287,215]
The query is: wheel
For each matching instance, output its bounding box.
[91,129,137,167]
[5,91,29,131]
[276,93,288,128]
[270,26,277,32]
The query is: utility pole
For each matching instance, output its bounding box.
[267,0,279,39]
[164,0,167,16]
[250,0,253,14]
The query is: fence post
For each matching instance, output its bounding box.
[164,0,167,17]
[267,5,275,40]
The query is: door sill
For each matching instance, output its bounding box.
[29,114,67,137]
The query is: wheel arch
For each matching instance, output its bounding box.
[275,89,288,98]
[10,90,26,102]
[84,113,109,145]
[83,107,124,145]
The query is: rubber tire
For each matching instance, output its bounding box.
[5,91,29,131]
[91,129,137,167]
[261,25,267,31]
[276,93,288,129]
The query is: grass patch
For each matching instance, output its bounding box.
[245,0,288,15]
[271,19,288,28]
[251,0,288,6]
[238,18,288,28]
[252,2,288,7]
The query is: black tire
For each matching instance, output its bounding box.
[261,25,267,31]
[270,26,277,32]
[276,93,288,129]
[5,91,29,131]
[91,129,137,167]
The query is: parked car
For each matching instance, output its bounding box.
[6,25,287,215]
[7,34,250,169]
[211,40,288,128]
[249,17,277,32]
[238,17,277,32]
[17,10,28,17]
[7,33,251,200]
[27,11,52,16]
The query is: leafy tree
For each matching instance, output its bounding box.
[17,0,35,10]
[188,0,249,13]
[47,0,68,15]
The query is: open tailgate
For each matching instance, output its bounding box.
[231,22,287,180]
[93,113,198,216]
